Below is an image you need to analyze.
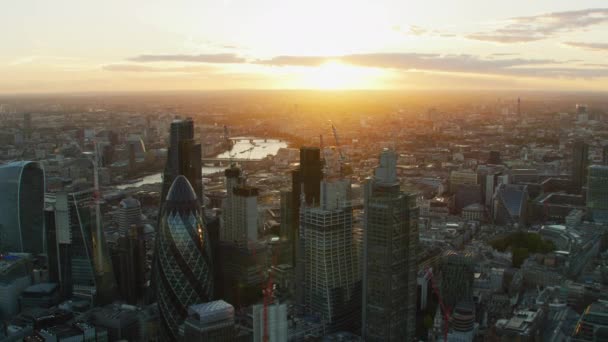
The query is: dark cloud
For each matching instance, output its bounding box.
[257,53,608,78]
[103,64,214,73]
[128,53,246,63]
[564,41,608,51]
[467,8,608,43]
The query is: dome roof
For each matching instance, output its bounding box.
[165,176,199,214]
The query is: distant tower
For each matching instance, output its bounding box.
[221,164,259,243]
[587,165,608,223]
[517,97,521,117]
[117,197,142,236]
[362,149,418,341]
[23,113,32,141]
[155,176,213,341]
[160,118,202,205]
[572,140,589,191]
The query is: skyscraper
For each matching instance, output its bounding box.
[117,197,142,236]
[160,118,202,205]
[221,164,259,243]
[45,189,116,303]
[440,251,474,309]
[0,161,45,254]
[282,147,324,263]
[572,140,589,191]
[154,176,213,341]
[587,165,608,223]
[111,225,146,304]
[300,178,361,333]
[362,149,418,341]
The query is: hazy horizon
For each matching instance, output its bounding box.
[3,0,608,93]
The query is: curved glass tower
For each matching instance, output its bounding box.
[155,176,213,341]
[0,161,45,253]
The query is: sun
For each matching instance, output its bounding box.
[292,60,388,90]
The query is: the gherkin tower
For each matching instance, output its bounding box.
[154,176,214,341]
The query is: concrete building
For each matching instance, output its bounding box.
[495,309,546,341]
[0,253,33,319]
[180,301,235,341]
[362,149,418,341]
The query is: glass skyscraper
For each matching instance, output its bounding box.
[362,149,419,341]
[0,161,45,254]
[45,189,116,303]
[160,117,202,205]
[154,176,214,341]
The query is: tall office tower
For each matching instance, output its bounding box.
[23,112,32,141]
[111,225,146,304]
[117,197,142,236]
[440,251,474,309]
[180,301,235,341]
[587,165,608,223]
[0,161,45,254]
[45,190,116,303]
[221,164,259,243]
[291,147,323,305]
[572,140,589,191]
[300,178,361,333]
[155,176,213,341]
[160,118,203,206]
[517,97,521,117]
[362,149,419,341]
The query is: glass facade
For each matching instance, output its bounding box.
[155,176,214,341]
[0,161,45,254]
[587,165,608,223]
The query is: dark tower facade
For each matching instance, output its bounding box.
[154,176,213,341]
[362,149,418,341]
[572,140,589,191]
[160,118,202,205]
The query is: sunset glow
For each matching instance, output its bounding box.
[2,0,608,93]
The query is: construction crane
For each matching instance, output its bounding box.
[425,268,450,341]
[330,121,346,162]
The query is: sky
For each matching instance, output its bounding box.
[2,0,608,93]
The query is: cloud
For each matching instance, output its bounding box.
[103,64,215,73]
[128,53,246,63]
[564,41,608,51]
[467,8,608,43]
[257,53,608,78]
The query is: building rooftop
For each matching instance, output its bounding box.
[188,300,234,325]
